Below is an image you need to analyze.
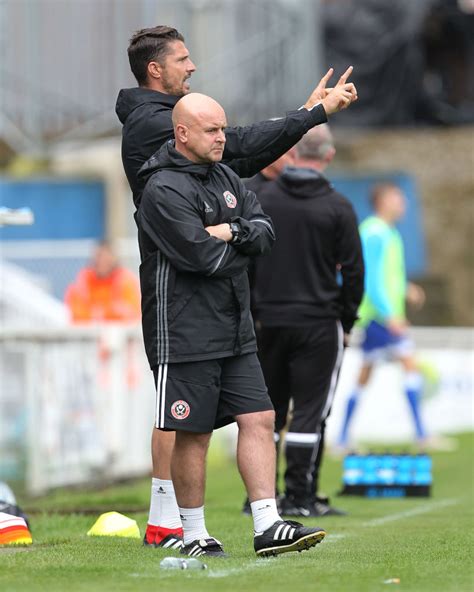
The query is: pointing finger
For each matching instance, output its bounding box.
[337,66,353,85]
[321,67,334,82]
[317,67,334,89]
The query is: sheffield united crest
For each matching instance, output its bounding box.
[223,190,237,208]
[171,400,191,420]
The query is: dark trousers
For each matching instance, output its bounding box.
[257,320,344,501]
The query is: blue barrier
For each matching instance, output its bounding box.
[0,178,105,240]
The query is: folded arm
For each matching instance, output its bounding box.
[139,181,250,278]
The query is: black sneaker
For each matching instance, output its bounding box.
[312,497,347,517]
[254,520,326,557]
[279,495,313,518]
[180,537,226,557]
[280,495,347,518]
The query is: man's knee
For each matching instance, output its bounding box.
[236,409,275,433]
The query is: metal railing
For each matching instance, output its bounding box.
[0,0,321,154]
[1,324,472,493]
[0,324,154,494]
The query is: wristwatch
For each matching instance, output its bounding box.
[229,222,242,244]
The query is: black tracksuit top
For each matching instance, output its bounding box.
[115,87,327,208]
[250,168,364,334]
[137,141,275,368]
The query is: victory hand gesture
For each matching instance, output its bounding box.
[305,66,358,115]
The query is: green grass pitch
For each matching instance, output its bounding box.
[1,432,473,592]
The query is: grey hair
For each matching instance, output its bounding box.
[295,124,334,161]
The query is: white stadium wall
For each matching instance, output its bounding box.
[0,326,472,494]
[326,337,474,446]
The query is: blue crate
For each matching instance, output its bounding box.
[341,453,432,497]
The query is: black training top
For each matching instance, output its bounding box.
[137,140,275,367]
[250,167,364,333]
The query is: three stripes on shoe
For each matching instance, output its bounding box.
[273,523,296,541]
[160,535,183,549]
[187,543,206,557]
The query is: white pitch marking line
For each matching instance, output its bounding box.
[324,533,348,543]
[362,497,459,527]
[207,559,278,578]
[203,498,461,577]
[299,498,460,546]
[207,568,249,578]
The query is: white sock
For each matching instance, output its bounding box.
[179,505,210,545]
[148,478,182,529]
[251,498,281,533]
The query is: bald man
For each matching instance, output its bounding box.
[137,93,327,557]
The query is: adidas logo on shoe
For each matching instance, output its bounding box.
[254,520,326,557]
[181,537,226,557]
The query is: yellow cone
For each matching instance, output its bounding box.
[87,512,140,539]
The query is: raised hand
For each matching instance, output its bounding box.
[304,67,335,109]
[305,66,358,115]
[322,66,358,114]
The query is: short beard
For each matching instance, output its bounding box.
[161,76,186,97]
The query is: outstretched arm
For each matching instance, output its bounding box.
[222,67,358,178]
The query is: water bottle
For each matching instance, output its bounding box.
[160,557,207,570]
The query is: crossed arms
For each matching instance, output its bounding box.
[139,181,275,278]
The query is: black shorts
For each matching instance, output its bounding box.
[152,353,273,433]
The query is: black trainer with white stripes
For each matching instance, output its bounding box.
[180,537,226,557]
[254,520,326,557]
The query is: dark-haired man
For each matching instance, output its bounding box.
[116,25,357,209]
[115,25,358,549]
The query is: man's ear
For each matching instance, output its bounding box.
[175,123,188,143]
[147,61,162,80]
[325,146,336,165]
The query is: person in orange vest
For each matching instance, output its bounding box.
[65,241,141,323]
